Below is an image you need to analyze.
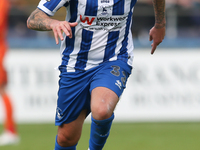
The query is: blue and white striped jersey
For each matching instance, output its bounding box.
[38,0,137,72]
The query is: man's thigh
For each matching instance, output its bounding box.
[91,87,118,120]
[90,60,132,119]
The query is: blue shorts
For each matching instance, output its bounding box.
[55,60,132,126]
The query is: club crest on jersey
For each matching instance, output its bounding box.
[101,7,108,15]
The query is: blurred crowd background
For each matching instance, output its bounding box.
[7,0,200,49]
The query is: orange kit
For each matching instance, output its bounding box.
[0,0,10,85]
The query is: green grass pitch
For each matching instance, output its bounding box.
[1,122,200,150]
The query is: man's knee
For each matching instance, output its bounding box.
[57,132,79,147]
[91,88,119,120]
[92,104,112,120]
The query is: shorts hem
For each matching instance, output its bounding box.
[90,84,122,98]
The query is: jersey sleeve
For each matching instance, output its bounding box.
[37,0,70,16]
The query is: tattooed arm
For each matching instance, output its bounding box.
[152,0,166,29]
[27,8,77,44]
[149,0,166,54]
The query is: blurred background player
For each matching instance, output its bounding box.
[0,0,20,146]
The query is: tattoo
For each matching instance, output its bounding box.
[152,0,166,29]
[27,8,52,31]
